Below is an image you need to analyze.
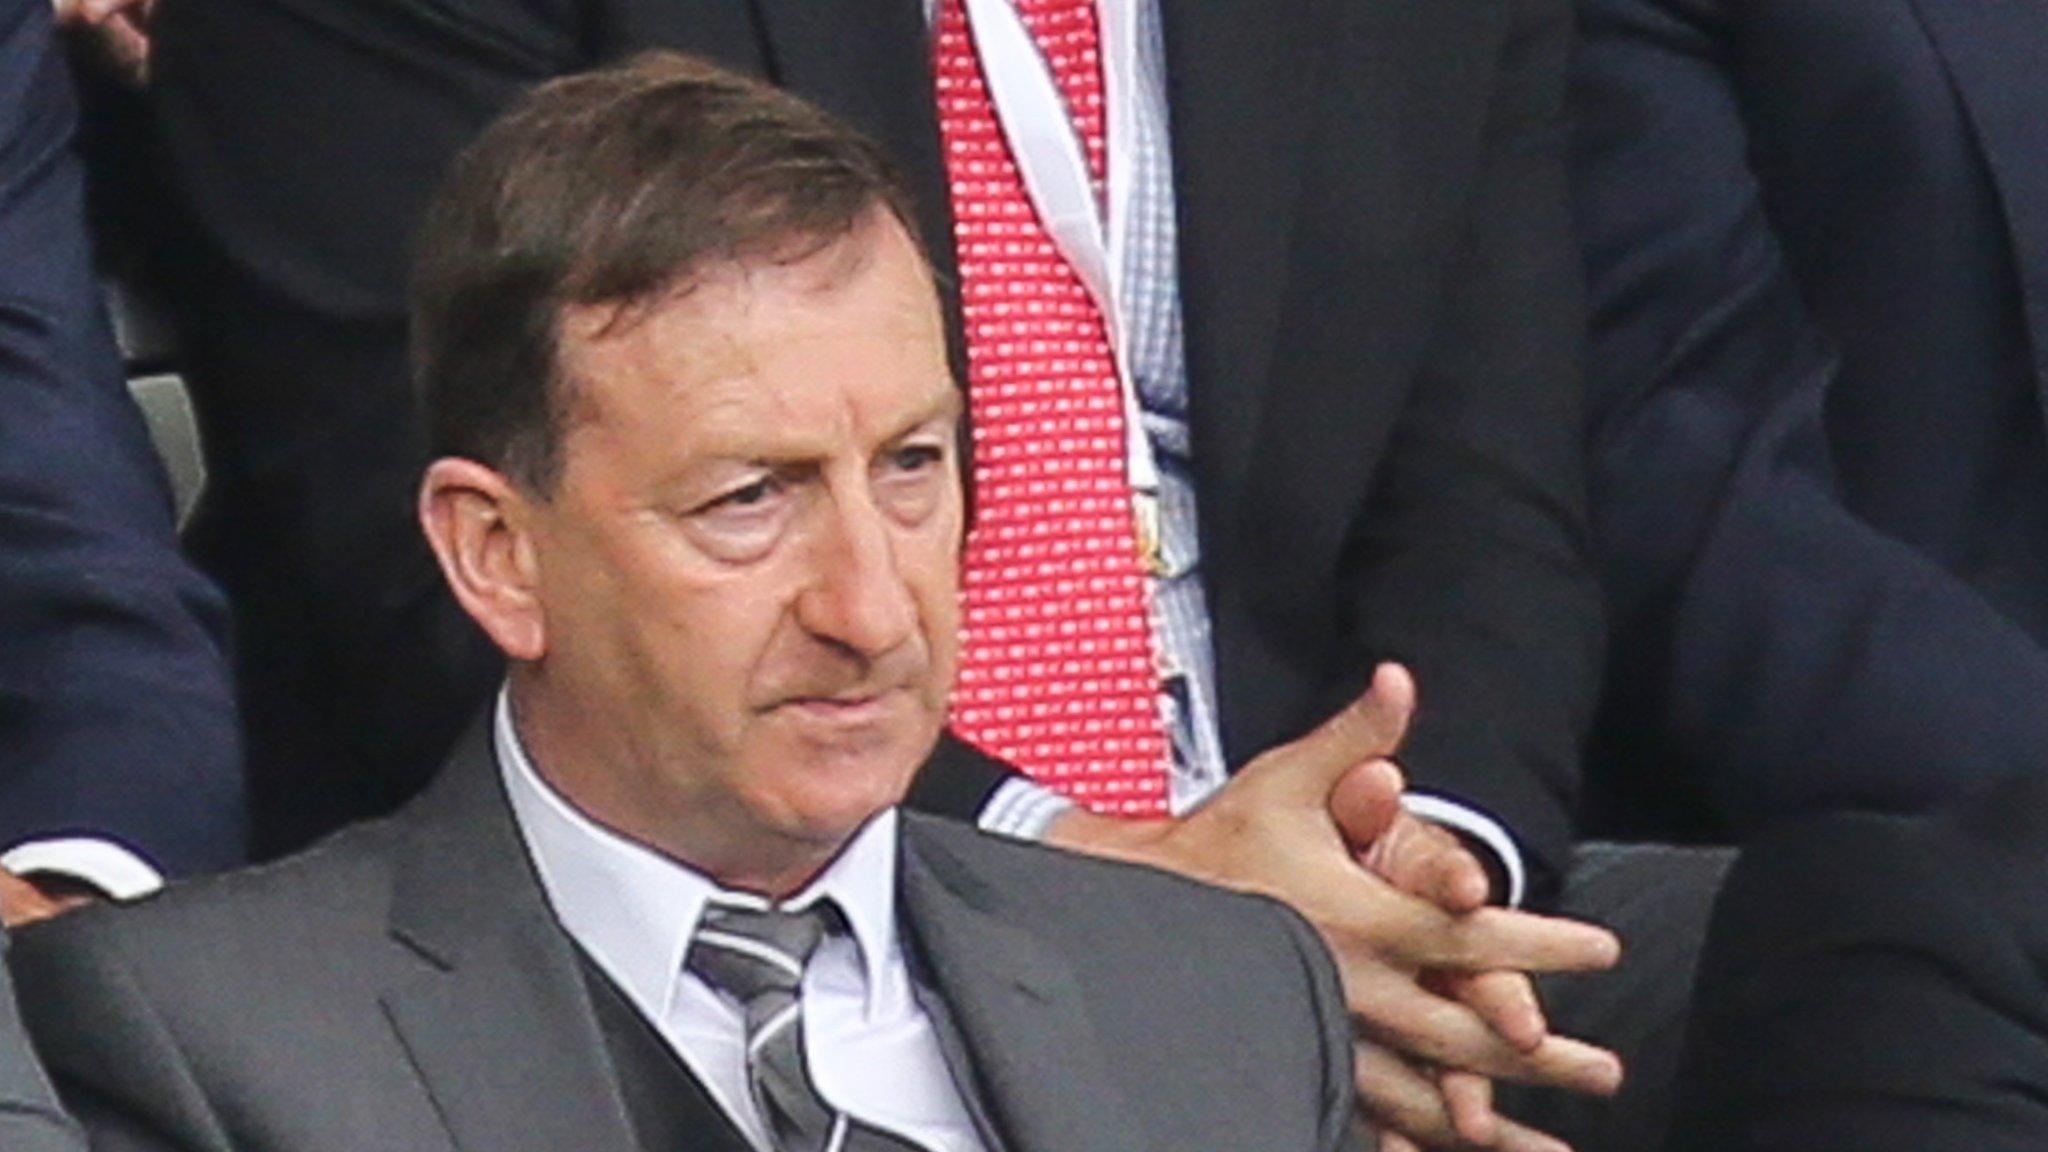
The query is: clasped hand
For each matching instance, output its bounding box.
[1051,664,1620,1152]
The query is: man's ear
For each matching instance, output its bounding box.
[419,458,547,661]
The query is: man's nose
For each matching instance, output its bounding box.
[795,495,919,659]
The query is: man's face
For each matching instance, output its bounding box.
[516,214,963,891]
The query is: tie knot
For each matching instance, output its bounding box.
[686,901,841,1004]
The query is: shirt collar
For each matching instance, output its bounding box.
[492,688,903,1022]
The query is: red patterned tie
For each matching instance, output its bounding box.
[934,0,1170,816]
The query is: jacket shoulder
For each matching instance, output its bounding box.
[32,816,399,954]
[10,819,414,1151]
[14,817,405,1050]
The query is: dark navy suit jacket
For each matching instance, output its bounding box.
[1573,0,2048,838]
[0,0,243,872]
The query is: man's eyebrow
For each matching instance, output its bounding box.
[885,388,965,440]
[655,385,962,474]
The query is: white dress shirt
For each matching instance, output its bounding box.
[493,694,989,1152]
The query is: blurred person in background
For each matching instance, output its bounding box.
[1569,3,2048,1146]
[1574,0,2048,841]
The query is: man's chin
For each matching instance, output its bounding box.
[756,709,932,792]
[755,774,915,865]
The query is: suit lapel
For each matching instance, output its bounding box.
[1907,0,2048,414]
[1160,0,1316,542]
[379,723,641,1152]
[898,820,1150,1152]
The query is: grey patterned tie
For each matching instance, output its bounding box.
[686,901,932,1152]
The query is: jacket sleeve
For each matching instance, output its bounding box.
[1574,0,2048,835]
[905,731,1013,824]
[1275,902,1369,1152]
[1332,0,1603,907]
[0,0,243,875]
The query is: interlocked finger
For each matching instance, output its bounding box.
[1339,894,1620,977]
[1380,1131,1425,1152]
[1357,1043,1580,1152]
[1439,970,1547,1052]
[1355,800,1494,914]
[1357,1041,1467,1149]
[1348,964,1622,1092]
[1440,1070,1497,1145]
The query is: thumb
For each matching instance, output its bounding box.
[1241,663,1418,804]
[1328,757,1406,851]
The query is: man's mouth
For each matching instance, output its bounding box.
[778,688,905,724]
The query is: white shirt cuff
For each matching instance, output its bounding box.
[1,837,165,901]
[1400,794,1527,908]
[975,778,1076,842]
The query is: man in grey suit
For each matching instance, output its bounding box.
[0,933,79,1152]
[11,53,1367,1152]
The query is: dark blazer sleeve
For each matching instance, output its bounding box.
[1332,0,1603,904]
[1671,778,2048,1151]
[0,0,243,874]
[904,732,1014,825]
[1572,0,2048,835]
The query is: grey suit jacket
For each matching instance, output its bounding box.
[12,724,1359,1152]
[0,932,81,1152]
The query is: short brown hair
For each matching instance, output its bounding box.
[411,51,925,491]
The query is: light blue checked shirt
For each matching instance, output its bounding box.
[1116,0,1229,813]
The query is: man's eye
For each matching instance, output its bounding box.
[876,442,948,523]
[889,444,944,473]
[682,475,790,563]
[703,476,779,512]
